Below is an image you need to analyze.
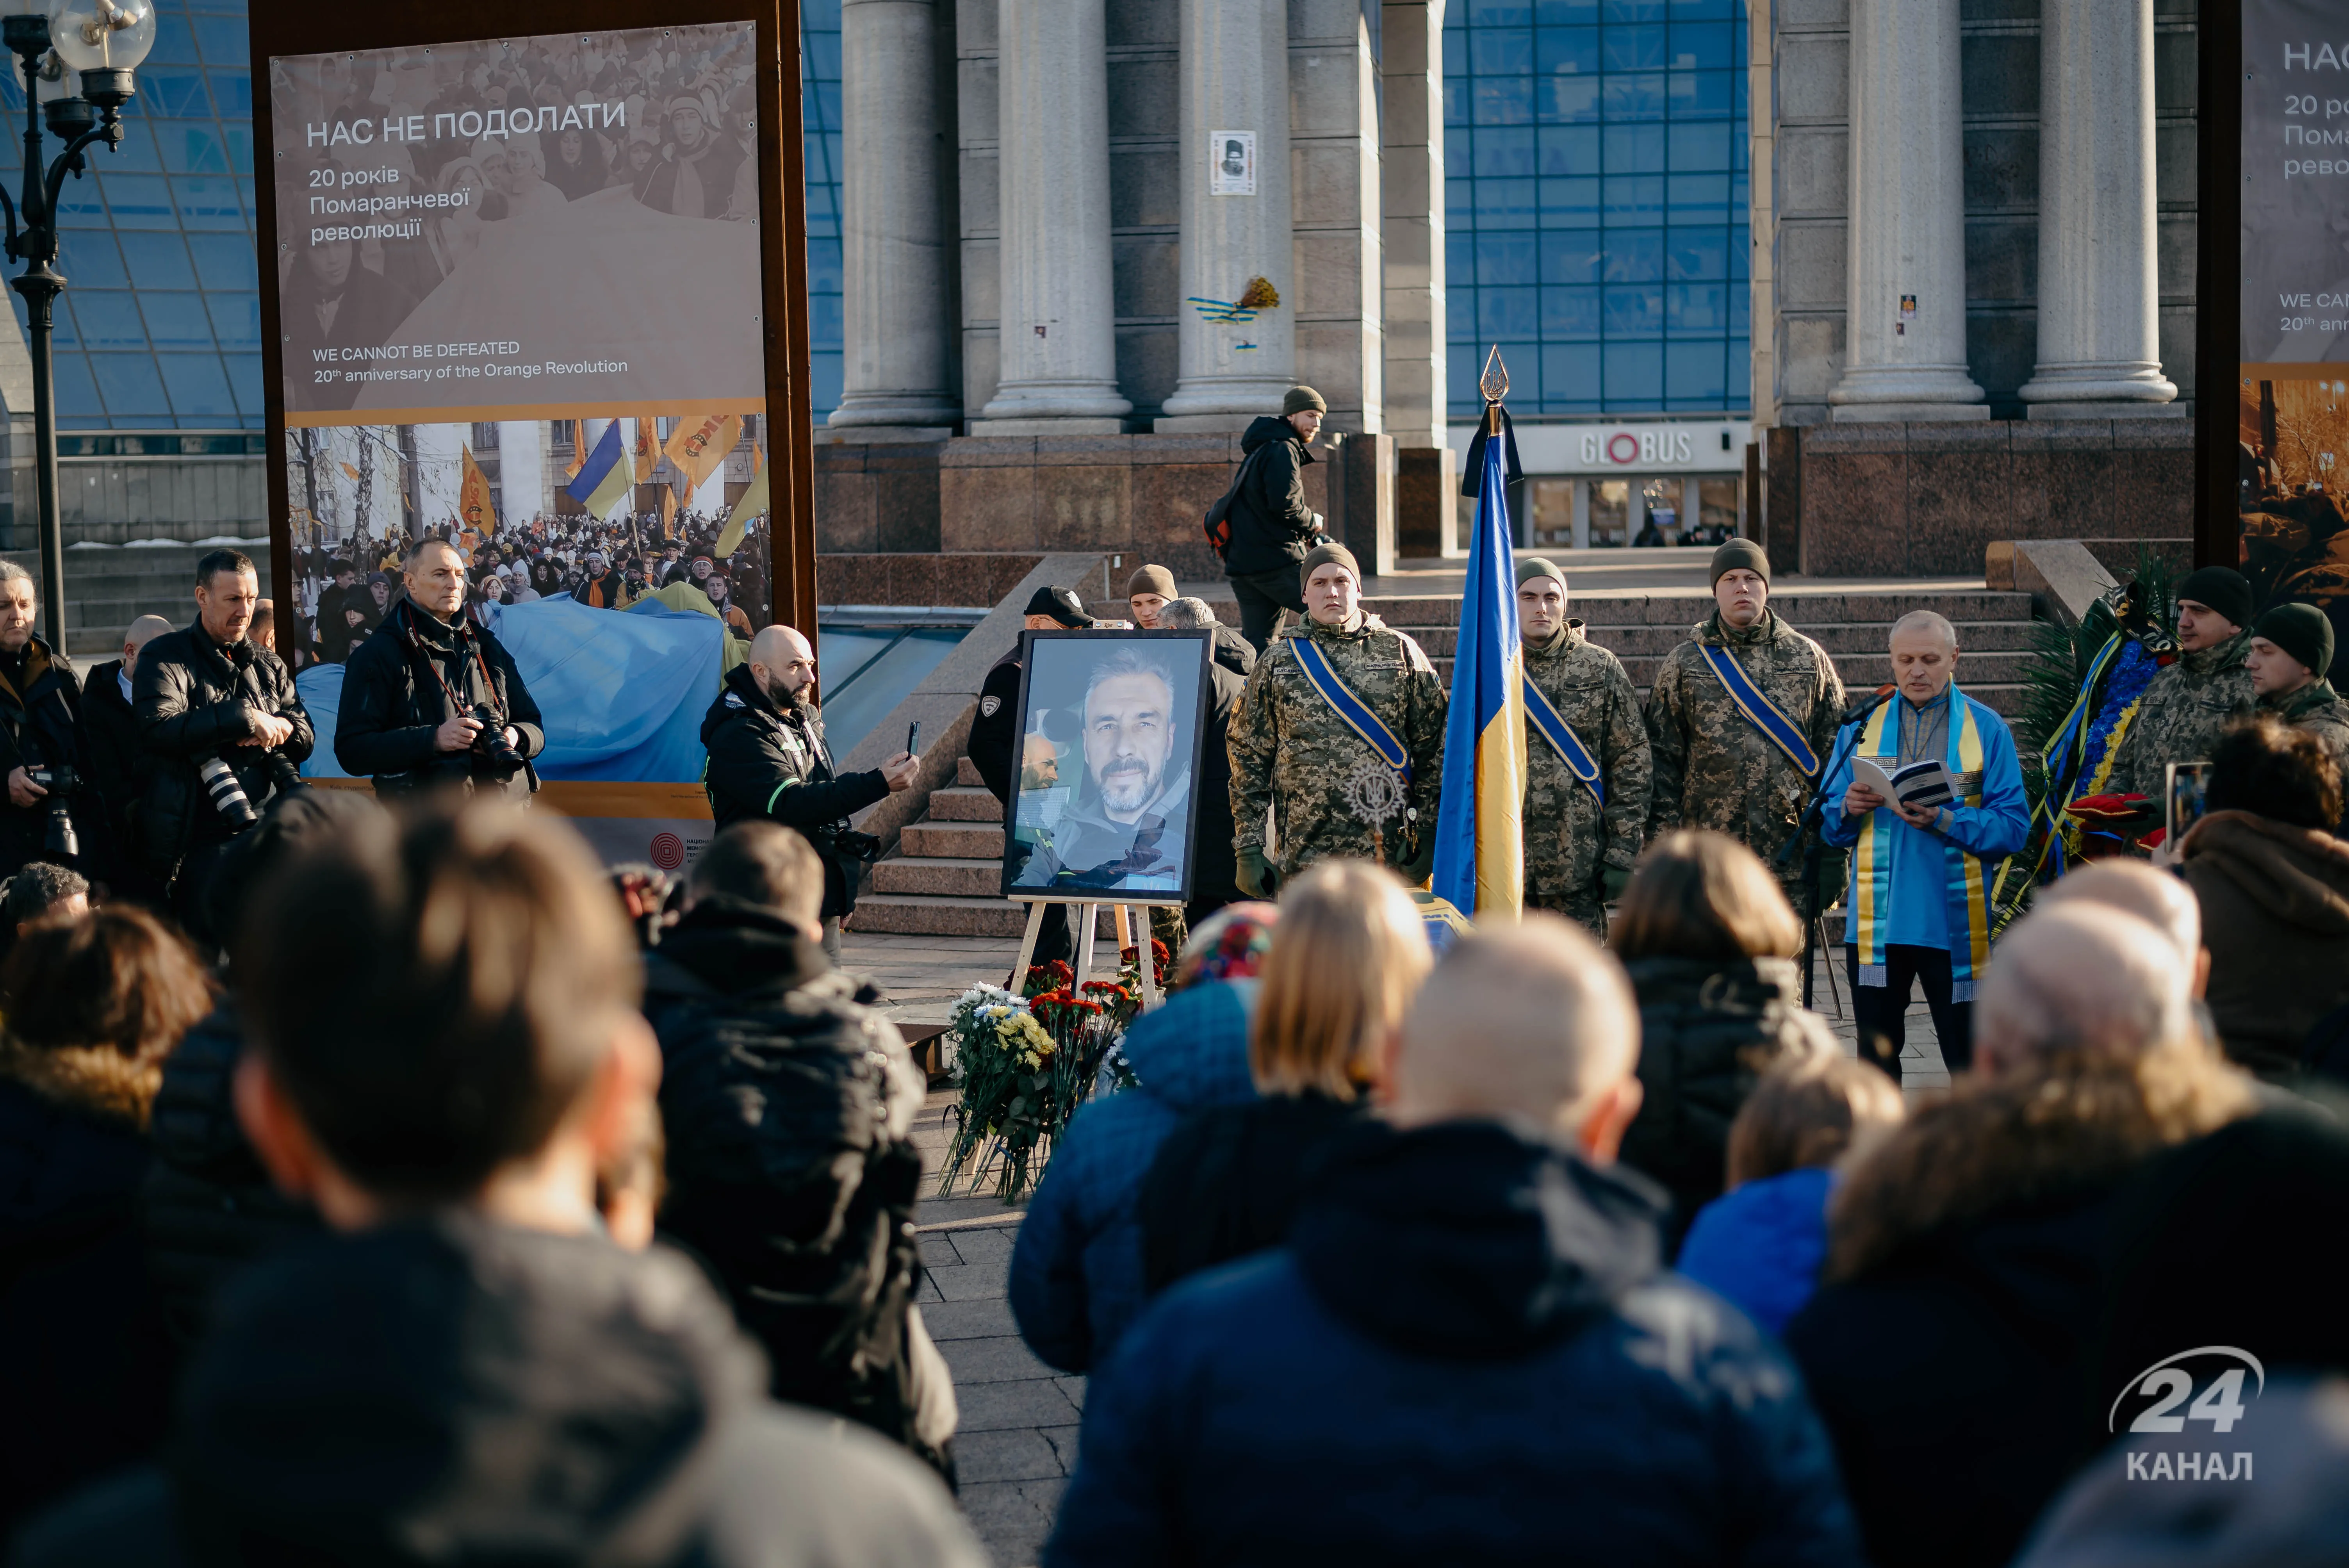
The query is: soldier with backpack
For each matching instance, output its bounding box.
[1206,386,1333,653]
[643,821,961,1484]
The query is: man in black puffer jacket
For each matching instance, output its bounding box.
[1221,386,1330,653]
[335,538,544,800]
[133,550,312,934]
[645,820,958,1482]
[701,624,914,958]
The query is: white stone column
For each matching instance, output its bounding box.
[2017,0,2177,412]
[1157,0,1294,426]
[1828,0,1985,420]
[1380,0,1446,450]
[973,0,1130,431]
[829,0,961,429]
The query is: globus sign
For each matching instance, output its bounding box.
[1582,427,1699,467]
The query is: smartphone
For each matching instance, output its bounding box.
[2165,762,2209,846]
[906,721,921,758]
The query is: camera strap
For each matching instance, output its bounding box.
[399,602,502,726]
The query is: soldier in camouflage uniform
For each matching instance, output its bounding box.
[1645,540,1846,901]
[1517,557,1650,936]
[2247,602,2349,814]
[1230,542,1447,894]
[2106,567,2256,803]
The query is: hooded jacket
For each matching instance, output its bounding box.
[1220,415,1320,577]
[701,663,888,920]
[1617,953,1835,1251]
[644,899,951,1473]
[2181,809,2349,1077]
[14,1213,986,1567]
[1047,1121,1864,1567]
[1009,979,1257,1373]
[1785,1055,2254,1568]
[0,1037,178,1536]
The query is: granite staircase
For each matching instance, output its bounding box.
[852,756,1123,939]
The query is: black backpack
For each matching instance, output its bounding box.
[1203,443,1271,562]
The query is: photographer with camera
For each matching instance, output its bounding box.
[335,537,544,800]
[0,561,97,882]
[702,625,915,961]
[135,550,313,934]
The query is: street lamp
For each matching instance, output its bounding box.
[0,0,151,650]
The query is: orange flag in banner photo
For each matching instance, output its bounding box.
[564,420,586,481]
[664,412,742,493]
[660,486,676,540]
[459,444,499,538]
[634,413,661,483]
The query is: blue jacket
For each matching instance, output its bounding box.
[1009,980,1257,1374]
[1046,1121,1865,1568]
[1675,1167,1835,1335]
[1819,683,2028,990]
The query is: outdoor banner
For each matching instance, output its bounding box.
[2238,0,2349,652]
[261,21,773,870]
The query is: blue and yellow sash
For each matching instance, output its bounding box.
[1292,636,1412,782]
[1522,673,1603,804]
[1699,641,1820,778]
[1849,688,1993,1000]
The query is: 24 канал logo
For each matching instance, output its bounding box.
[2107,1345,2264,1482]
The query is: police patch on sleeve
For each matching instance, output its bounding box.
[980,695,1001,717]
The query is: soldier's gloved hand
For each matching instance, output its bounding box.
[1237,847,1277,900]
[1399,838,1436,889]
[1601,862,1634,902]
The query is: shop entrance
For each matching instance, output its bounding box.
[1525,474,1743,550]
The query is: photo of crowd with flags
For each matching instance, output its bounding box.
[282,411,770,673]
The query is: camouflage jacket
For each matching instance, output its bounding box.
[2265,677,2349,795]
[1644,609,1846,870]
[1523,622,1651,900]
[1230,613,1447,877]
[2105,633,2255,798]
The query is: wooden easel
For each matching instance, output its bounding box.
[1010,897,1165,1010]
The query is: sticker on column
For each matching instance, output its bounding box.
[1210,131,1256,196]
[1898,294,1916,337]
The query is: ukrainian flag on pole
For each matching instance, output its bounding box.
[1429,348,1527,919]
[567,419,635,521]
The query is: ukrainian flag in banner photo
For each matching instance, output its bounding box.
[567,419,636,520]
[1429,386,1528,920]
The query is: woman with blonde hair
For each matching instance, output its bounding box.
[1138,860,1431,1294]
[1609,829,1835,1251]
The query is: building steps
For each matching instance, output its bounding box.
[849,755,1117,941]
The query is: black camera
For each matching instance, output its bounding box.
[470,705,526,775]
[24,760,78,860]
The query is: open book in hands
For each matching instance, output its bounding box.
[1852,755,1955,812]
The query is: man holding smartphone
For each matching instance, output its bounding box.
[702,624,917,960]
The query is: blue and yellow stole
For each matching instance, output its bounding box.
[1699,641,1820,777]
[1291,636,1412,782]
[1523,673,1603,804]
[1848,686,1994,1000]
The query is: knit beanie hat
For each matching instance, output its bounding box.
[2253,601,2335,680]
[2174,566,2255,633]
[1709,538,1770,587]
[1515,556,1567,591]
[1282,386,1328,417]
[1171,902,1279,990]
[1300,542,1361,591]
[1126,564,1178,600]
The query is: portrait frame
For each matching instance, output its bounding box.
[999,627,1214,905]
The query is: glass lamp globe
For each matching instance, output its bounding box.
[47,0,150,72]
[29,46,70,102]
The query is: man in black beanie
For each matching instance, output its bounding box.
[2247,601,2349,803]
[2107,565,2257,806]
[1644,538,1845,904]
[1220,385,1330,653]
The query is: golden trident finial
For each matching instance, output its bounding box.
[1481,345,1508,435]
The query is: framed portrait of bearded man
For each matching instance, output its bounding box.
[1000,629,1212,903]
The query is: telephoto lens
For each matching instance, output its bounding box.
[198,754,259,831]
[28,764,77,859]
[265,749,306,797]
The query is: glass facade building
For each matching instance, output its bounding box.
[1444,0,1750,420]
[802,0,844,424]
[0,0,257,431]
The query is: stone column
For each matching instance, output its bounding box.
[1157,0,1294,426]
[1380,0,1445,451]
[972,0,1130,431]
[1827,0,1985,420]
[2017,0,2177,412]
[829,0,961,429]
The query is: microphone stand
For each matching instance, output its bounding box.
[1779,686,1894,1010]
